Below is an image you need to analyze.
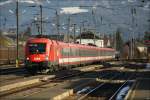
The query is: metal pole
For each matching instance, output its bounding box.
[115,32,116,50]
[36,23,40,34]
[56,10,59,41]
[92,9,96,45]
[40,5,42,35]
[67,16,70,43]
[131,7,136,59]
[94,32,96,45]
[80,25,82,44]
[81,21,87,33]
[133,8,136,59]
[16,0,19,67]
[73,24,76,43]
[131,8,134,59]
[82,22,85,32]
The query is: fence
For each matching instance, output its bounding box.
[0,46,25,65]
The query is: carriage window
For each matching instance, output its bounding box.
[62,48,69,56]
[28,43,46,54]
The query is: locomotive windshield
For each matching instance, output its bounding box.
[28,43,46,54]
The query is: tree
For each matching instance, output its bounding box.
[0,30,2,36]
[25,27,31,36]
[115,28,123,52]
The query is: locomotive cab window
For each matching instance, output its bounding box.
[28,43,46,54]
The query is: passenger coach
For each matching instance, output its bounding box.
[25,37,115,73]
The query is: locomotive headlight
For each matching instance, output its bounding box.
[45,55,49,60]
[26,57,29,60]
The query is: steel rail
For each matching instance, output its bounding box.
[0,67,25,75]
[77,73,121,100]
[108,75,133,100]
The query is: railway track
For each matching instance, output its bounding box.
[109,79,132,100]
[1,61,149,99]
[0,65,25,75]
[0,67,30,84]
[79,73,134,100]
[0,64,104,98]
[77,73,121,100]
[65,68,137,100]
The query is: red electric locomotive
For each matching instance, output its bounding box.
[25,37,115,73]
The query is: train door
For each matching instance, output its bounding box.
[49,45,54,64]
[53,45,59,65]
[55,45,60,65]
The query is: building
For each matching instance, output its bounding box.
[122,41,148,59]
[76,31,112,47]
[76,39,104,47]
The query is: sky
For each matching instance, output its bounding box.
[0,0,150,41]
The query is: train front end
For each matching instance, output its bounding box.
[25,38,51,73]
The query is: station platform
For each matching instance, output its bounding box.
[125,78,150,100]
[1,78,93,100]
